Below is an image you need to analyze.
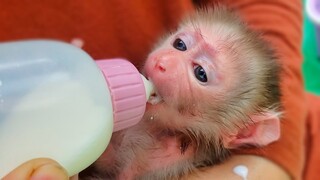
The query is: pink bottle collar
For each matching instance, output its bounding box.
[96,58,147,132]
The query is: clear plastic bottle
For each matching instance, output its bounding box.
[0,40,153,178]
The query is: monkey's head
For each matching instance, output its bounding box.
[143,7,281,155]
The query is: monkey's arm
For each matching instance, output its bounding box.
[195,0,306,179]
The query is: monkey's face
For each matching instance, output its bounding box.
[143,26,237,124]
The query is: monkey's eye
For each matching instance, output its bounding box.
[173,38,187,51]
[194,65,207,82]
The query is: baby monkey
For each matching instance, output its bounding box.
[80,7,281,180]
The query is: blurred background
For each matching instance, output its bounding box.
[303,0,320,95]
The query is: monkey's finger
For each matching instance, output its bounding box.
[3,158,69,180]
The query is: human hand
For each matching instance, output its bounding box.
[3,158,77,180]
[183,155,291,180]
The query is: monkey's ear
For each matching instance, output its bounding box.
[223,112,281,149]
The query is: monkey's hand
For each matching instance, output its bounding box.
[3,158,77,180]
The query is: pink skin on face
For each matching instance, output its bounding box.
[144,29,225,109]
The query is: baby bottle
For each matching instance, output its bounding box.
[0,40,153,178]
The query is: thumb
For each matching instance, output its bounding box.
[3,158,69,180]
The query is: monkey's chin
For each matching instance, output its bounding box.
[148,91,163,105]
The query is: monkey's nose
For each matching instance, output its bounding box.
[155,61,166,72]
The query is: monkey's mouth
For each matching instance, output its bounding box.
[148,90,163,105]
[145,76,164,105]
